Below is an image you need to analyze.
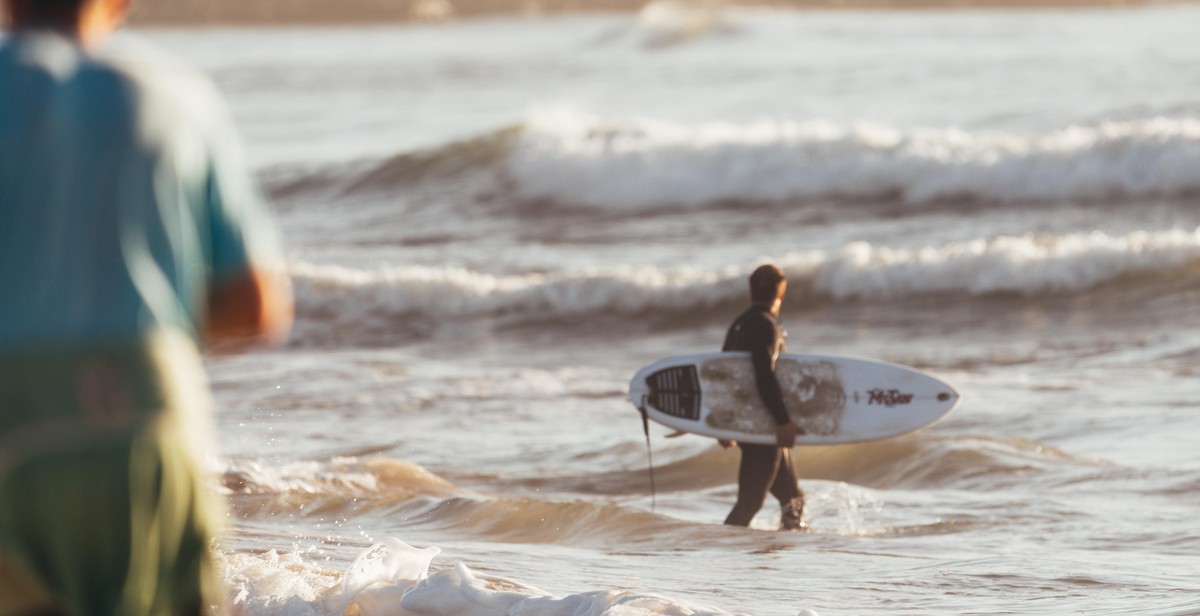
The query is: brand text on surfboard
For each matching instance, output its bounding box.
[867,389,914,406]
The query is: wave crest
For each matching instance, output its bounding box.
[269,111,1200,212]
[508,110,1200,208]
[286,227,1200,343]
[816,227,1200,300]
[220,458,461,518]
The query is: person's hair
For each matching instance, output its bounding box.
[9,0,90,22]
[749,264,787,304]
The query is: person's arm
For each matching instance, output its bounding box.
[190,74,293,352]
[748,319,799,448]
[205,265,292,352]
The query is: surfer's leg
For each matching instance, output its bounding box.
[768,448,802,503]
[724,444,781,526]
[770,449,807,530]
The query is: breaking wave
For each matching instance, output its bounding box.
[270,111,1200,213]
[508,110,1200,208]
[287,226,1200,342]
[220,539,755,616]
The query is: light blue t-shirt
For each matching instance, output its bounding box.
[0,30,280,350]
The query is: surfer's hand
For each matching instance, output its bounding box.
[718,439,736,449]
[775,423,799,448]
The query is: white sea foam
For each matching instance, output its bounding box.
[218,458,458,499]
[633,0,730,48]
[342,538,441,615]
[289,227,1200,335]
[809,227,1200,300]
[220,550,342,616]
[289,261,742,321]
[220,459,383,496]
[223,539,756,616]
[507,109,1200,208]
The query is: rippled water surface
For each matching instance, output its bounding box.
[132,5,1200,614]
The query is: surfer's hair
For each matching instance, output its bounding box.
[749,264,787,304]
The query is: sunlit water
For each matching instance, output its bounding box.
[127,5,1200,614]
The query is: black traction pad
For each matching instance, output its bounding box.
[645,365,701,420]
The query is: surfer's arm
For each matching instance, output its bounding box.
[748,321,800,447]
[205,265,293,352]
[748,326,790,427]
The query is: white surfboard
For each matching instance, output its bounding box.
[628,352,960,445]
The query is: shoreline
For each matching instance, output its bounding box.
[127,0,1192,26]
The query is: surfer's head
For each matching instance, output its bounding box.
[5,0,130,44]
[749,264,787,311]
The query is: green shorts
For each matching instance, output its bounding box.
[0,331,225,616]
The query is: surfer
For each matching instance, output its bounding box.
[720,264,807,530]
[0,0,292,612]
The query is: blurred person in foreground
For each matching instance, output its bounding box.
[0,0,292,613]
[719,264,807,530]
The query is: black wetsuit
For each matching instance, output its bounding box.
[721,305,805,528]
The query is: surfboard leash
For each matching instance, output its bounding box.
[637,395,657,512]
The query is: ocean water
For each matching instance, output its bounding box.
[137,4,1200,614]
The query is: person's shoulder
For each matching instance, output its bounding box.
[0,31,28,62]
[95,34,228,121]
[742,308,781,336]
[0,30,87,79]
[0,32,138,128]
[727,306,763,330]
[741,306,773,324]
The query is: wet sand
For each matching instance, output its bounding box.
[127,0,1182,26]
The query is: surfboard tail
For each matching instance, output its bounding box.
[644,365,702,421]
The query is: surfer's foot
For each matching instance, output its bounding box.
[780,498,808,531]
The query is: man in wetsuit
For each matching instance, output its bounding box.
[0,0,292,612]
[721,264,807,530]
